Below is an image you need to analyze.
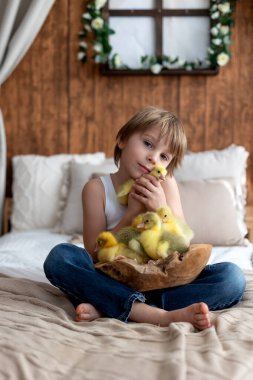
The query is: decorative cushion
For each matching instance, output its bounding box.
[178,179,245,245]
[175,144,249,237]
[60,145,248,245]
[95,244,212,291]
[11,153,105,231]
[60,159,118,234]
[11,145,249,246]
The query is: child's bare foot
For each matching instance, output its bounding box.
[76,303,102,322]
[168,302,211,330]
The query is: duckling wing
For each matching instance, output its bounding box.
[173,216,194,243]
[98,246,118,263]
[161,231,189,254]
[116,227,139,244]
[117,244,147,264]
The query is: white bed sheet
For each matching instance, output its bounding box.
[0,230,71,283]
[0,230,252,283]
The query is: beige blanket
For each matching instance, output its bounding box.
[0,272,253,380]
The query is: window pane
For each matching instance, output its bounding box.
[109,17,155,68]
[163,16,210,61]
[109,0,155,10]
[163,0,210,9]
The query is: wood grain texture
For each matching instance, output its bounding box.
[1,0,253,204]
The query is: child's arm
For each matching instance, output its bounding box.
[82,177,145,259]
[82,178,107,260]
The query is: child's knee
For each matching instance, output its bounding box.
[224,262,246,296]
[44,243,72,276]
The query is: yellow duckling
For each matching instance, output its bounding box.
[155,207,193,256]
[115,213,149,262]
[117,165,167,206]
[149,165,167,179]
[96,231,146,264]
[115,213,144,245]
[136,212,168,260]
[157,207,194,245]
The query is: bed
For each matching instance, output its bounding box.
[0,145,253,380]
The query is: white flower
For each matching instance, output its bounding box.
[91,17,104,30]
[220,25,229,35]
[113,54,122,68]
[93,42,103,53]
[82,12,92,20]
[211,11,220,19]
[169,56,176,63]
[217,52,230,66]
[218,3,230,14]
[84,24,91,32]
[223,35,231,45]
[208,47,215,55]
[162,61,171,69]
[185,65,192,71]
[94,54,104,63]
[211,4,217,11]
[212,38,222,46]
[150,63,162,74]
[77,51,86,60]
[162,57,178,68]
[79,41,87,49]
[95,0,107,10]
[178,59,186,67]
[211,27,219,36]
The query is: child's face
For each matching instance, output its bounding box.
[118,126,173,179]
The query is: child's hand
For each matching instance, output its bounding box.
[127,188,146,215]
[130,174,167,211]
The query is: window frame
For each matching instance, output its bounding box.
[101,0,217,75]
[78,1,237,76]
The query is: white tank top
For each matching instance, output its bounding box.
[100,175,126,230]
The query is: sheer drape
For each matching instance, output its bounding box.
[0,0,55,84]
[0,0,55,233]
[0,113,6,234]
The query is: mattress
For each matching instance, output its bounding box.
[0,230,252,282]
[1,231,253,380]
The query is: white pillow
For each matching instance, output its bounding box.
[178,179,245,246]
[60,159,118,234]
[11,153,105,231]
[175,144,249,237]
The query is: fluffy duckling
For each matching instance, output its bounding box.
[149,165,167,179]
[115,213,149,262]
[115,213,144,245]
[117,165,167,206]
[96,231,146,264]
[155,207,193,256]
[157,207,194,245]
[136,212,168,260]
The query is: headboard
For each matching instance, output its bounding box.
[0,110,6,234]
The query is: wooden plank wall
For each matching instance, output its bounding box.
[1,0,253,205]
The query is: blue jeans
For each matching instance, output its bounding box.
[44,243,246,322]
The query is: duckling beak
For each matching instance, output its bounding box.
[136,222,145,229]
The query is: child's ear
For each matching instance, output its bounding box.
[117,139,125,149]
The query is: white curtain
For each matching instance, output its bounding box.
[0,0,55,233]
[0,0,55,84]
[0,112,6,234]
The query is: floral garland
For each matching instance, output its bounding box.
[78,0,237,74]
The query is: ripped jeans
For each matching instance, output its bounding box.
[44,243,246,322]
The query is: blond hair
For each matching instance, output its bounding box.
[114,106,187,175]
